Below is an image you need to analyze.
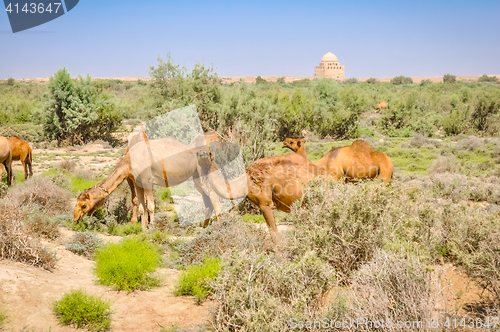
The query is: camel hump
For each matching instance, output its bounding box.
[351,140,373,152]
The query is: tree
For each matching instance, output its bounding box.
[390,75,413,85]
[477,74,499,83]
[6,78,15,86]
[443,74,456,83]
[366,77,378,84]
[255,76,267,84]
[276,77,286,85]
[44,68,123,144]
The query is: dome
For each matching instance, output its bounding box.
[321,52,338,62]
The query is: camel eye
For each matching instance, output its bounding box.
[82,205,87,209]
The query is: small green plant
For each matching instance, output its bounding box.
[174,256,221,303]
[0,305,6,329]
[94,238,161,291]
[52,289,112,331]
[242,213,265,223]
[107,222,142,236]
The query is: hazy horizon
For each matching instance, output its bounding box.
[1,0,499,79]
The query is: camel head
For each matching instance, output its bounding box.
[283,138,305,153]
[73,187,106,221]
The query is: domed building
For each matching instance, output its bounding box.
[314,52,344,79]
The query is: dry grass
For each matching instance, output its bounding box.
[427,156,460,175]
[7,177,71,216]
[0,197,57,270]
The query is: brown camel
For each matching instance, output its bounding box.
[8,136,33,180]
[376,101,388,111]
[74,134,222,229]
[198,151,323,235]
[0,136,13,186]
[283,138,393,182]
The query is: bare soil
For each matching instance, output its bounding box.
[0,228,215,332]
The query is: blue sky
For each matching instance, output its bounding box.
[1,0,499,79]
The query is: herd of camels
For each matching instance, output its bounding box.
[1,131,393,236]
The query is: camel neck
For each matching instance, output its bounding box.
[95,154,132,197]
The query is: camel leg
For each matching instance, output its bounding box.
[194,175,222,227]
[377,156,394,183]
[126,178,138,223]
[27,155,33,178]
[135,186,149,230]
[4,158,12,186]
[144,188,155,228]
[260,204,278,237]
[21,159,28,180]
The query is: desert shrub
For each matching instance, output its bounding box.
[471,91,499,133]
[212,250,336,331]
[0,198,56,270]
[57,159,76,172]
[456,135,483,151]
[178,214,270,266]
[65,231,103,259]
[390,75,413,85]
[477,74,499,83]
[342,78,358,84]
[427,156,460,175]
[0,182,7,198]
[73,168,97,181]
[366,77,377,84]
[276,77,286,85]
[24,208,60,240]
[44,68,123,144]
[174,256,221,303]
[153,212,179,233]
[6,77,15,86]
[94,238,162,290]
[66,214,106,232]
[404,132,428,148]
[443,74,456,83]
[337,250,433,330]
[6,177,71,215]
[284,181,396,282]
[53,289,112,331]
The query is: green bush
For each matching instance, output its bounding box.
[366,77,377,84]
[107,222,142,236]
[6,77,15,86]
[94,238,162,290]
[342,77,358,84]
[255,76,267,84]
[53,289,112,331]
[175,256,221,303]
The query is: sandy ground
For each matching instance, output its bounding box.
[9,74,500,85]
[0,228,215,332]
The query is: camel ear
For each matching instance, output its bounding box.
[84,193,90,199]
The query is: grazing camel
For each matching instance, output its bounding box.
[0,136,13,186]
[8,136,33,180]
[198,151,324,235]
[74,134,222,229]
[283,138,393,182]
[376,101,388,111]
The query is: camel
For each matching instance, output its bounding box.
[8,136,33,180]
[198,150,323,235]
[376,101,388,111]
[0,136,13,186]
[74,134,222,229]
[283,138,393,182]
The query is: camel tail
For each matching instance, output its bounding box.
[25,150,32,165]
